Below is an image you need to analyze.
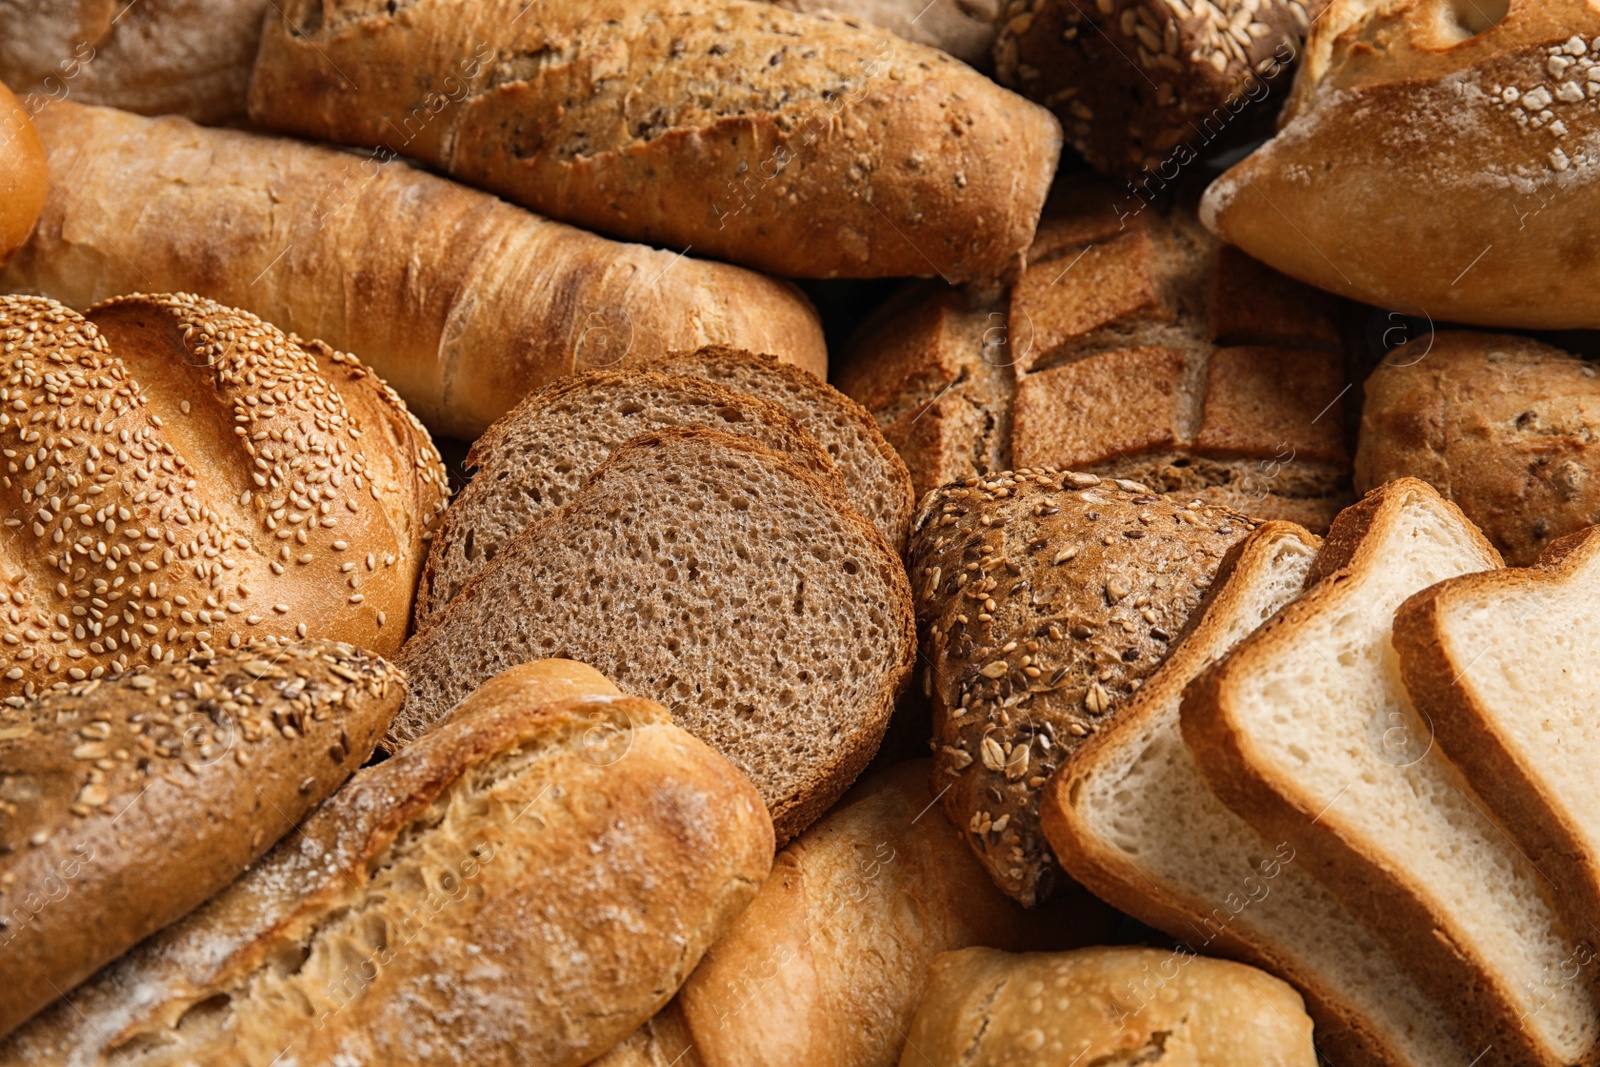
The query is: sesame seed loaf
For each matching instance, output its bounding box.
[0,101,827,440]
[0,640,404,1041]
[645,346,914,551]
[394,427,916,844]
[0,293,447,696]
[910,468,1255,905]
[1203,0,1600,329]
[837,186,1353,532]
[415,370,841,627]
[767,0,999,69]
[1355,331,1600,566]
[0,84,47,263]
[994,0,1324,176]
[0,667,775,1067]
[247,0,1062,283]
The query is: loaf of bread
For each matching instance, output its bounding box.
[0,665,775,1067]
[994,0,1321,175]
[837,187,1353,531]
[248,0,1062,283]
[910,468,1254,904]
[0,293,446,694]
[769,0,998,68]
[0,84,46,262]
[1356,331,1600,566]
[900,946,1318,1065]
[0,102,828,440]
[395,428,915,844]
[1204,0,1600,329]
[0,0,267,124]
[0,641,403,1040]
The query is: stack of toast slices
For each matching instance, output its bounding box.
[1043,480,1600,1067]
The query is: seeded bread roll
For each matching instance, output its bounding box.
[0,671,775,1067]
[0,294,447,695]
[0,641,402,1040]
[910,469,1254,904]
[247,0,1062,283]
[0,83,46,262]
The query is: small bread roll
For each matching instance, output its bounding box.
[0,84,46,260]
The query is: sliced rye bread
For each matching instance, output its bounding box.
[1042,522,1471,1067]
[1181,479,1600,1067]
[647,346,914,552]
[415,371,840,627]
[1397,525,1600,970]
[393,427,917,844]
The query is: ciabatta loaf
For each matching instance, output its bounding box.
[395,428,915,843]
[248,0,1061,282]
[1183,480,1599,1065]
[1043,523,1470,1067]
[0,669,774,1067]
[1397,526,1600,972]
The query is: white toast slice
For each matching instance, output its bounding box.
[1398,525,1600,978]
[1182,479,1598,1066]
[1044,522,1470,1067]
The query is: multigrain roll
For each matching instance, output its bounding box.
[0,83,46,261]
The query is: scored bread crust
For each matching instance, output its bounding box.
[1178,480,1600,1067]
[1395,525,1600,973]
[1042,522,1472,1067]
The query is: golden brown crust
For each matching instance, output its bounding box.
[1,102,828,440]
[0,84,46,262]
[0,640,403,1040]
[247,0,1061,283]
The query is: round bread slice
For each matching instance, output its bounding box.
[394,427,916,844]
[646,346,914,552]
[415,370,840,626]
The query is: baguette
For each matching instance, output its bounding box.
[0,102,828,440]
[0,666,775,1067]
[0,83,46,262]
[247,0,1062,283]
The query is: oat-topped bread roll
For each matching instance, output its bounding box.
[0,642,402,1040]
[0,665,775,1067]
[2,102,827,440]
[838,187,1353,531]
[910,469,1254,904]
[0,83,46,263]
[248,0,1062,283]
[0,294,446,694]
[769,0,999,68]
[1356,331,1600,566]
[994,0,1323,175]
[0,0,268,124]
[1205,1,1600,329]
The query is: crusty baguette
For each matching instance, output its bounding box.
[395,428,916,844]
[900,946,1317,1066]
[0,672,775,1067]
[0,641,402,1041]
[0,101,828,439]
[1042,523,1472,1067]
[1182,480,1599,1065]
[1396,526,1600,974]
[247,0,1061,283]
[0,84,46,261]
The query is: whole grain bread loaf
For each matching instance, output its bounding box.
[770,0,998,68]
[837,187,1354,531]
[247,0,1062,282]
[910,467,1254,904]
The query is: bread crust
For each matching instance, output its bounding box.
[247,0,1061,283]
[0,84,46,262]
[1,102,827,440]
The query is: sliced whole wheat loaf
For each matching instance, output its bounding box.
[1397,525,1600,969]
[1043,522,1470,1067]
[394,428,916,844]
[416,371,838,626]
[1182,479,1599,1067]
[646,346,914,552]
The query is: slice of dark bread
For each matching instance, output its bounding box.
[415,371,839,626]
[393,428,917,843]
[647,346,914,551]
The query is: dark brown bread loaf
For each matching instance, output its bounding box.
[0,641,403,1040]
[396,429,916,844]
[910,468,1254,904]
[247,0,1062,283]
[838,188,1353,531]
